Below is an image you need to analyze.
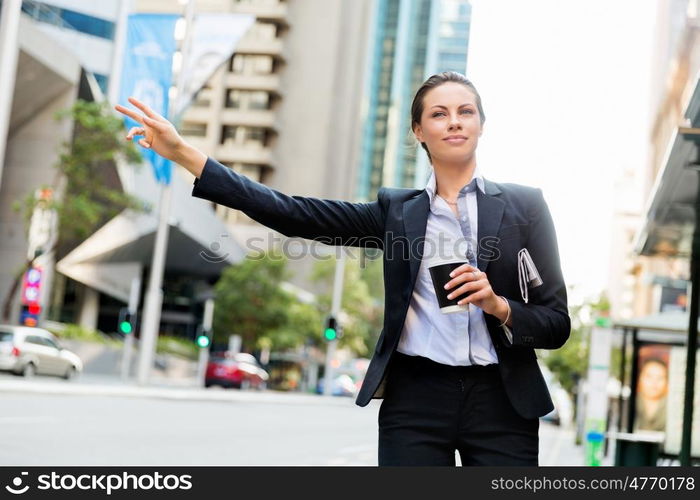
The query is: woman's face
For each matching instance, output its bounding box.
[413,82,483,165]
[638,361,668,401]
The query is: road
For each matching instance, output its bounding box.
[0,374,584,466]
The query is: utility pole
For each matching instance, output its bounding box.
[137,0,196,386]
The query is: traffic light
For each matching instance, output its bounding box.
[324,316,342,341]
[196,327,211,348]
[117,307,136,335]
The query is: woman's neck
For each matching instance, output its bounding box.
[433,158,477,202]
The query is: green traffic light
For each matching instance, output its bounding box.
[119,321,132,334]
[324,328,337,341]
[196,335,210,348]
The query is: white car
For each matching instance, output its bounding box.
[539,362,574,426]
[0,325,83,380]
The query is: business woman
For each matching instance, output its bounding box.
[116,71,570,466]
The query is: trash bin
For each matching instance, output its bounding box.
[608,431,664,466]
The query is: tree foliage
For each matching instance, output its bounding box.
[310,252,384,357]
[538,291,612,394]
[212,251,321,352]
[4,99,145,321]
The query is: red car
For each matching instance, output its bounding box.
[205,352,269,390]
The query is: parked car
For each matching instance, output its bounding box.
[205,352,269,390]
[0,325,83,380]
[316,374,358,397]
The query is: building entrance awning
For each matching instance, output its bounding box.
[634,76,700,257]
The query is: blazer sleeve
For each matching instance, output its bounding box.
[501,188,570,350]
[191,157,385,248]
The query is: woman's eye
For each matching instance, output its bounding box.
[432,110,473,117]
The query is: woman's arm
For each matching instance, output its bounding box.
[115,97,385,247]
[496,188,570,350]
[193,157,385,248]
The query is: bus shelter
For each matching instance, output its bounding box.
[611,313,699,465]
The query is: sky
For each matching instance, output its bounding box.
[466,0,658,306]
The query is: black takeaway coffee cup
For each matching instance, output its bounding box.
[427,258,471,314]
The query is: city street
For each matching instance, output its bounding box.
[0,375,584,466]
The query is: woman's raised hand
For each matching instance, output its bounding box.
[114,96,207,177]
[115,97,183,161]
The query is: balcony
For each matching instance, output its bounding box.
[215,141,273,165]
[220,109,276,129]
[235,37,285,61]
[224,73,281,93]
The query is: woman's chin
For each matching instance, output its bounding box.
[434,150,475,164]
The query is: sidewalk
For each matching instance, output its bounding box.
[0,374,354,407]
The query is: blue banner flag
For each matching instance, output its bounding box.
[119,14,179,185]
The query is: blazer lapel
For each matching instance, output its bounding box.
[402,191,430,293]
[400,178,504,290]
[477,179,505,273]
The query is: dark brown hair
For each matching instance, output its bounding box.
[411,71,485,164]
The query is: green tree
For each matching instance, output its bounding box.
[213,251,320,352]
[5,99,144,321]
[538,291,612,394]
[311,252,384,357]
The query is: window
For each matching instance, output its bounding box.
[192,88,211,107]
[21,1,115,40]
[245,127,266,146]
[250,22,278,40]
[229,54,274,75]
[180,122,207,137]
[248,91,270,110]
[0,331,13,342]
[226,89,271,110]
[225,89,242,109]
[93,73,109,95]
[221,125,239,144]
[41,336,60,350]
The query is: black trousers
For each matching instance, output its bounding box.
[378,351,539,466]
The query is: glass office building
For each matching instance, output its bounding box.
[357,0,472,201]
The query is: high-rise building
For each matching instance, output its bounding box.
[357,0,472,202]
[140,0,374,299]
[15,0,122,93]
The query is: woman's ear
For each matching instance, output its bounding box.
[413,123,423,142]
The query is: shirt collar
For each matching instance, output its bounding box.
[425,166,485,206]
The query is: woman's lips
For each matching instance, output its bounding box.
[444,137,467,144]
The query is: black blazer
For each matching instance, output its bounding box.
[192,158,571,420]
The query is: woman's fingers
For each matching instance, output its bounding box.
[126,127,145,140]
[143,115,167,131]
[138,138,151,149]
[449,263,477,278]
[446,278,487,300]
[457,287,490,305]
[128,96,165,121]
[114,104,144,124]
[444,268,482,290]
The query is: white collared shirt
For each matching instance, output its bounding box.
[396,165,501,366]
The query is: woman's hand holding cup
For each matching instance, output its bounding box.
[443,263,501,316]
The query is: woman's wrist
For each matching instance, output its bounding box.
[173,141,207,178]
[495,295,512,327]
